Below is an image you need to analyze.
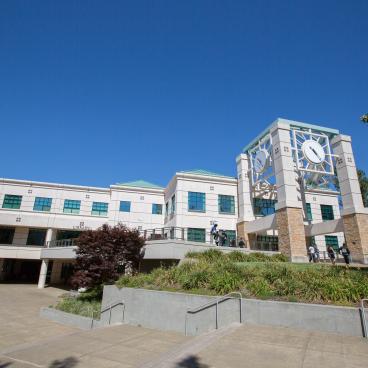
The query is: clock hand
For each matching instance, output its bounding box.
[310,147,321,161]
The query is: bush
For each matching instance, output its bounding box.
[117,252,368,306]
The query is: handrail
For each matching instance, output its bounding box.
[100,301,125,326]
[185,292,242,336]
[360,299,368,338]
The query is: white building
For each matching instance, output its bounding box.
[1,118,367,287]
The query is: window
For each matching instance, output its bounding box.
[321,205,334,221]
[56,230,82,240]
[218,195,235,214]
[165,202,169,216]
[63,199,81,214]
[27,229,47,246]
[325,235,339,251]
[188,192,206,212]
[253,198,276,217]
[223,230,236,246]
[254,235,279,251]
[33,197,52,212]
[0,227,15,244]
[2,195,22,209]
[152,203,162,215]
[306,203,313,221]
[91,202,108,216]
[187,228,206,243]
[171,194,176,214]
[119,201,131,212]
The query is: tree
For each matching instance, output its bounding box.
[357,169,368,207]
[71,224,145,289]
[361,113,368,124]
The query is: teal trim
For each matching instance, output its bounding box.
[179,169,235,179]
[242,118,340,153]
[115,180,164,189]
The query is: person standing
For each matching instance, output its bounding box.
[314,245,320,263]
[327,246,336,265]
[308,244,315,263]
[339,243,351,267]
[210,224,219,246]
[238,237,246,248]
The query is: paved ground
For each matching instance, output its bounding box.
[1,284,368,367]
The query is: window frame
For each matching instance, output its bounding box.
[63,199,81,214]
[91,202,109,216]
[306,203,313,221]
[33,197,52,212]
[253,198,276,217]
[26,229,47,246]
[2,194,22,209]
[188,192,206,212]
[218,195,235,214]
[152,203,163,215]
[321,204,334,221]
[325,235,339,251]
[187,228,206,243]
[119,201,131,213]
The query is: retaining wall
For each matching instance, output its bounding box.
[102,286,368,337]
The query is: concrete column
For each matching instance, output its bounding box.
[236,154,255,243]
[37,259,49,289]
[271,121,307,262]
[331,134,368,263]
[45,228,55,247]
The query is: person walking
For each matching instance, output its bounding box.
[238,237,246,248]
[327,245,336,265]
[210,223,219,246]
[314,245,320,263]
[339,243,351,267]
[308,244,315,263]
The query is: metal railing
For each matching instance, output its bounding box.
[185,292,242,336]
[90,301,125,329]
[47,238,77,248]
[360,299,368,338]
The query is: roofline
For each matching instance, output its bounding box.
[0,178,110,193]
[175,172,237,184]
[110,184,164,194]
[242,118,340,153]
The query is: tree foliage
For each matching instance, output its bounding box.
[361,113,368,124]
[357,169,368,207]
[71,224,145,289]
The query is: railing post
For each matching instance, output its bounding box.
[216,301,218,329]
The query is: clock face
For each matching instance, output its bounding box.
[254,149,269,173]
[302,140,326,164]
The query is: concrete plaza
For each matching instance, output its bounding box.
[1,284,368,367]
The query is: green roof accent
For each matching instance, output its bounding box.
[115,180,164,189]
[179,169,236,179]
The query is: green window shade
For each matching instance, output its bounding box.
[187,228,206,242]
[27,229,47,246]
[33,197,52,212]
[152,203,162,215]
[253,198,276,216]
[2,194,22,209]
[218,195,235,214]
[91,202,108,216]
[325,235,339,251]
[321,205,334,221]
[306,203,313,221]
[119,201,131,212]
[0,227,15,244]
[63,199,81,214]
[188,192,206,212]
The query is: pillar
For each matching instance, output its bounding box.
[45,228,55,247]
[37,259,49,289]
[271,121,307,262]
[331,134,368,263]
[236,154,255,246]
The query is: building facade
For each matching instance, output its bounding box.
[1,118,367,287]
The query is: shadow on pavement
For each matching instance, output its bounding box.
[49,357,79,368]
[176,355,209,368]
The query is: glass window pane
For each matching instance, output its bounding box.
[218,195,235,214]
[325,235,339,251]
[27,229,47,246]
[0,227,15,244]
[187,228,206,242]
[152,203,162,215]
[2,195,22,209]
[33,197,52,212]
[321,205,334,221]
[120,201,131,212]
[188,192,206,212]
[63,199,81,214]
[306,203,313,221]
[91,202,108,216]
[253,198,276,217]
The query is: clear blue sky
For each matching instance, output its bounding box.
[1,1,367,187]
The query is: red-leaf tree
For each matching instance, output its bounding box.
[71,224,145,289]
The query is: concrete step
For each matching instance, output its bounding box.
[138,322,242,368]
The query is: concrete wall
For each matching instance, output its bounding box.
[101,286,368,337]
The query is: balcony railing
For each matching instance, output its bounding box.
[47,238,77,248]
